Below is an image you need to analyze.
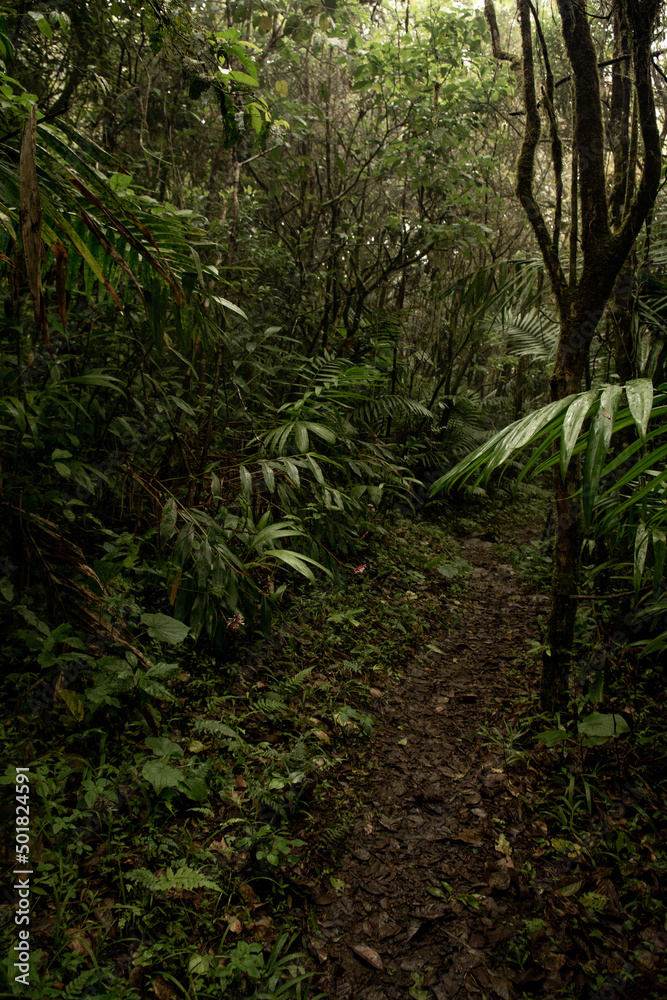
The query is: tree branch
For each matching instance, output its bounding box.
[483,0,522,72]
[529,0,563,256]
[556,0,610,263]
[515,0,567,306]
[614,0,662,262]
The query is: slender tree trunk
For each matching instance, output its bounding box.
[542,304,592,706]
[611,260,636,382]
[486,0,661,711]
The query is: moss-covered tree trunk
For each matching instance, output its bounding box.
[486,0,662,711]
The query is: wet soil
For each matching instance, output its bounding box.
[311,535,550,1000]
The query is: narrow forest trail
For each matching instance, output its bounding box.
[311,531,551,1000]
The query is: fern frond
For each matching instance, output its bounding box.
[254,692,288,715]
[279,666,314,694]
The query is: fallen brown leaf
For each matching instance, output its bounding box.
[351,943,383,969]
[66,928,92,957]
[453,826,485,846]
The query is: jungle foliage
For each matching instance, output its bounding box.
[1,0,667,995]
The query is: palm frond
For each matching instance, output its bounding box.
[495,307,559,362]
[352,394,433,427]
[1,91,240,350]
[431,379,666,530]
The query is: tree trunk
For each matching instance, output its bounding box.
[542,308,590,709]
[486,0,662,711]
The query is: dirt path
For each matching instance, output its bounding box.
[311,535,549,1000]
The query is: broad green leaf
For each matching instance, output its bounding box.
[625,379,653,443]
[142,759,183,792]
[579,892,608,912]
[2,397,26,434]
[169,395,195,415]
[306,454,325,485]
[263,550,314,581]
[180,777,209,801]
[229,43,260,76]
[582,385,623,527]
[634,522,649,596]
[145,736,184,758]
[282,459,300,488]
[209,295,247,319]
[160,497,177,543]
[294,421,309,452]
[240,465,252,497]
[577,712,629,738]
[136,673,178,701]
[263,423,293,455]
[248,103,263,135]
[140,612,190,645]
[304,422,336,445]
[560,389,597,480]
[189,954,212,976]
[368,484,383,505]
[110,171,133,191]
[173,522,196,568]
[263,549,331,581]
[275,80,289,97]
[195,538,212,588]
[260,462,275,493]
[227,70,259,87]
[27,11,52,38]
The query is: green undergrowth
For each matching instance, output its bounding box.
[478,642,667,996]
[478,494,667,993]
[0,500,483,1000]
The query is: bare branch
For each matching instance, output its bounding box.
[529,0,563,256]
[515,0,567,306]
[483,0,522,73]
[615,0,662,261]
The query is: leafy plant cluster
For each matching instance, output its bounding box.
[434,377,667,662]
[0,508,466,998]
[2,0,667,996]
[475,651,667,997]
